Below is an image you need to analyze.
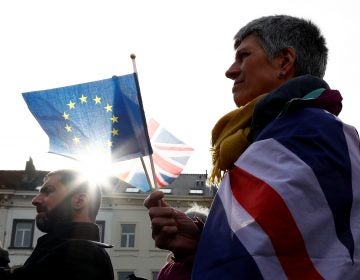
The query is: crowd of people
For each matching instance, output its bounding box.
[1,14,360,280]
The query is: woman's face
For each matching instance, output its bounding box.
[225,34,285,107]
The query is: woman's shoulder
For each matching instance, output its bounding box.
[256,107,341,141]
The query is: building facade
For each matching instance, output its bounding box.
[0,160,215,279]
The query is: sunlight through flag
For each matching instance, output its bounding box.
[22,74,152,163]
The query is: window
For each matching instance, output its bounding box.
[189,189,204,195]
[196,180,205,187]
[125,187,140,193]
[117,271,134,280]
[152,271,159,280]
[120,224,135,248]
[95,220,105,242]
[160,188,172,194]
[10,219,34,249]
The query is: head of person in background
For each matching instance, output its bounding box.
[32,169,102,232]
[185,204,209,224]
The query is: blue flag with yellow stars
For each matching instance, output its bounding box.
[22,74,153,162]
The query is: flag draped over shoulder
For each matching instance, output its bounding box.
[193,107,360,279]
[22,74,152,162]
[116,118,194,192]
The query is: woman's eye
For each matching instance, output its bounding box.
[239,52,249,60]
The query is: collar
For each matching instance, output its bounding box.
[249,75,342,141]
[39,222,100,242]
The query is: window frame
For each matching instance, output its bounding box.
[9,219,35,249]
[95,220,105,243]
[117,271,134,280]
[120,223,136,248]
[152,271,159,280]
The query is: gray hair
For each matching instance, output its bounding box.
[234,15,328,78]
[185,203,209,223]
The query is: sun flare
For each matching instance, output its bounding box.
[75,151,114,189]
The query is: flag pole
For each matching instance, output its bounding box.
[130,54,159,191]
[130,53,138,73]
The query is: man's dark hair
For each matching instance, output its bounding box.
[44,170,101,221]
[234,15,328,78]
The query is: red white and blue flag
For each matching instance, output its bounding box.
[193,108,360,279]
[116,118,194,192]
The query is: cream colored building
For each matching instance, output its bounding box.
[0,164,215,280]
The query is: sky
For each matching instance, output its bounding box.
[0,0,358,175]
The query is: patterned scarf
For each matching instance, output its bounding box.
[209,93,267,185]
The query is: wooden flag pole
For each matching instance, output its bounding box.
[130,54,159,191]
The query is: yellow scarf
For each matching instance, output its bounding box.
[209,94,267,185]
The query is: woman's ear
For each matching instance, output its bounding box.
[278,47,296,79]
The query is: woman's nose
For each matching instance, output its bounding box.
[225,62,240,80]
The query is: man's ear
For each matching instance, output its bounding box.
[277,47,296,79]
[71,193,88,210]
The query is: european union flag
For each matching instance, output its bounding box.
[22,74,153,162]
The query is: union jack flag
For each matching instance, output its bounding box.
[193,107,360,279]
[116,118,194,192]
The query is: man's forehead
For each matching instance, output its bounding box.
[41,173,63,188]
[42,171,88,190]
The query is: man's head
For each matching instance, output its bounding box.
[32,169,101,233]
[185,203,209,223]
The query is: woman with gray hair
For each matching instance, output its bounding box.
[145,15,360,279]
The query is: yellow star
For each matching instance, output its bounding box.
[111,128,119,136]
[79,95,87,103]
[63,112,69,120]
[65,124,72,132]
[67,100,76,109]
[93,96,101,104]
[73,136,80,144]
[104,103,112,112]
[107,140,113,147]
[110,115,118,123]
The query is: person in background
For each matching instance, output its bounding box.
[156,204,208,280]
[0,169,114,280]
[0,243,10,269]
[144,15,360,279]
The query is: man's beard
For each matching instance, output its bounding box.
[35,195,73,233]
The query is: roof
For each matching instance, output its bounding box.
[0,170,48,190]
[0,158,216,197]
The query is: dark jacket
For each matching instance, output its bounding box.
[3,222,114,280]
